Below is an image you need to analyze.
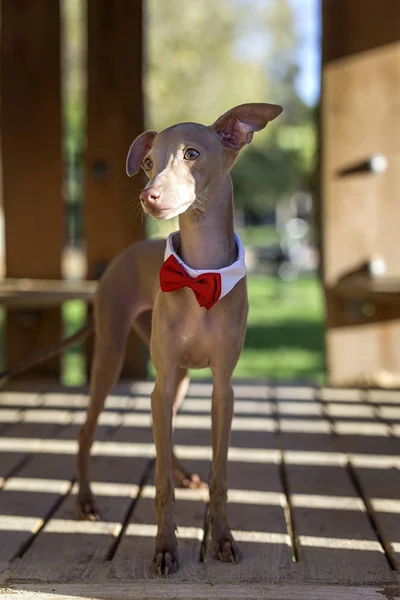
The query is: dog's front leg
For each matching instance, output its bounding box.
[150,375,179,575]
[209,374,242,563]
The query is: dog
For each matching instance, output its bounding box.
[1,102,283,574]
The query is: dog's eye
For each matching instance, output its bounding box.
[143,157,153,171]
[184,148,200,161]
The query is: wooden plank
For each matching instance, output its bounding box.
[0,417,76,571]
[0,392,62,485]
[0,392,43,408]
[0,582,396,600]
[331,415,396,456]
[337,389,400,565]
[286,460,395,584]
[354,465,400,565]
[0,279,96,307]
[2,402,124,578]
[0,0,63,377]
[275,388,396,583]
[84,0,146,378]
[0,420,56,485]
[276,388,334,454]
[5,389,146,580]
[10,428,150,581]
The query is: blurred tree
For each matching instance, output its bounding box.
[263,0,311,123]
[145,0,269,130]
[146,0,317,220]
[62,0,85,153]
[232,0,317,216]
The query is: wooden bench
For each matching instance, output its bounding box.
[0,278,97,308]
[0,278,97,381]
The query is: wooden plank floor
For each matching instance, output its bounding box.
[0,381,399,600]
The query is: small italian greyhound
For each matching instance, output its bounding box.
[2,102,283,574]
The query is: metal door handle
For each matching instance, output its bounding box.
[337,155,387,177]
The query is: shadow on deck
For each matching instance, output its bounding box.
[0,380,399,599]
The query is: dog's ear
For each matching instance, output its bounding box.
[211,103,283,151]
[126,130,158,176]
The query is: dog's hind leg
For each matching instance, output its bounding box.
[76,342,126,519]
[77,304,131,520]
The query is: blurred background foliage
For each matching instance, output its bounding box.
[145,0,317,218]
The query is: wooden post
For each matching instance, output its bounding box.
[84,0,147,378]
[0,0,63,377]
[321,0,400,386]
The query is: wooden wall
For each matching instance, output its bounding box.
[321,0,400,385]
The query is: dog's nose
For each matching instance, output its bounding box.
[140,186,161,206]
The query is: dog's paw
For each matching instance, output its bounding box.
[76,495,100,521]
[176,471,208,490]
[213,535,242,564]
[150,549,179,575]
[173,461,208,490]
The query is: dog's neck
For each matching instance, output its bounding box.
[178,176,237,271]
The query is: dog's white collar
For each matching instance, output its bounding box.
[164,231,247,301]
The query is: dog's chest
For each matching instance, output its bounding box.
[166,290,243,369]
[174,305,215,369]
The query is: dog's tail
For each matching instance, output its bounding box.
[0,318,95,388]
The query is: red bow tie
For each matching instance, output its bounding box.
[159,255,222,310]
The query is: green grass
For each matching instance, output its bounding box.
[235,226,279,247]
[61,300,87,387]
[147,220,280,247]
[235,275,325,383]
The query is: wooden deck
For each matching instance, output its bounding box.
[0,381,399,599]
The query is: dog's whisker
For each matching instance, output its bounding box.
[128,200,144,220]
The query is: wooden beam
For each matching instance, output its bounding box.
[84,0,147,378]
[0,0,63,376]
[322,0,400,63]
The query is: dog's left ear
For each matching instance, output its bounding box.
[211,103,283,151]
[126,130,158,176]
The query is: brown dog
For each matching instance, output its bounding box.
[0,103,283,574]
[79,102,283,574]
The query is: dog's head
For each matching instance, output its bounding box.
[126,103,283,220]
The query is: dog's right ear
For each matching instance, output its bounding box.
[126,130,157,176]
[211,103,283,152]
